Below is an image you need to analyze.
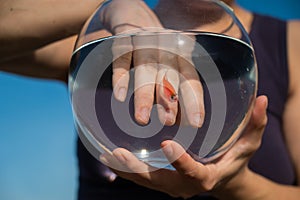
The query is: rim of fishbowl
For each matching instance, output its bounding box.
[73,0,253,54]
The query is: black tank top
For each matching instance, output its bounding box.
[77,13,296,200]
[248,14,295,185]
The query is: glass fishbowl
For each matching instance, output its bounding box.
[69,0,257,172]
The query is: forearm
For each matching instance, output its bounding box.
[0,55,68,82]
[215,169,300,200]
[0,0,103,61]
[0,36,76,82]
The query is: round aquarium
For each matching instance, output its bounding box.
[69,0,257,171]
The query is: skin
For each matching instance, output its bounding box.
[0,0,103,81]
[101,0,205,127]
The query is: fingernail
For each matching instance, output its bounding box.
[115,153,127,165]
[140,107,150,123]
[192,113,201,127]
[264,97,268,110]
[166,110,176,125]
[107,172,117,182]
[117,87,127,102]
[163,143,173,157]
[100,154,109,165]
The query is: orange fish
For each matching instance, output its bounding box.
[163,75,178,102]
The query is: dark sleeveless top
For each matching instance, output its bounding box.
[248,14,295,185]
[77,14,296,200]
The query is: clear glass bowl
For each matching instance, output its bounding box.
[69,0,257,171]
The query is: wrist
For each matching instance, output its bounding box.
[212,167,261,200]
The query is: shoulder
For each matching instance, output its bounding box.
[282,20,300,183]
[287,20,300,95]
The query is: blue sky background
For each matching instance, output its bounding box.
[0,1,299,200]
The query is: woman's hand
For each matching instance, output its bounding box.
[101,0,204,127]
[99,95,268,199]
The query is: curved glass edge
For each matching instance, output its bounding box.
[72,31,253,56]
[74,0,253,51]
[69,0,259,167]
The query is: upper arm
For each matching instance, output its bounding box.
[0,0,102,61]
[283,20,300,184]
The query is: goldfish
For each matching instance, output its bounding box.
[162,75,178,102]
